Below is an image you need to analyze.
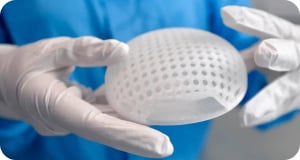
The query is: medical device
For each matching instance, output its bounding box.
[105,28,247,125]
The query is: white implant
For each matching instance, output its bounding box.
[105,28,247,125]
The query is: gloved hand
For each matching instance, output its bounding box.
[221,6,300,127]
[0,37,173,158]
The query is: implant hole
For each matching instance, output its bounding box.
[146,90,152,97]
[153,77,159,83]
[169,67,178,74]
[193,80,199,85]
[203,80,208,86]
[162,74,168,79]
[184,80,190,86]
[142,73,147,77]
[151,69,157,74]
[192,71,198,75]
[135,85,140,92]
[228,86,231,92]
[220,83,224,89]
[220,73,224,79]
[164,83,171,89]
[159,60,165,64]
[182,71,188,76]
[212,81,217,87]
[211,72,216,77]
[156,87,161,92]
[171,65,176,69]
[139,95,144,101]
[160,67,167,71]
[235,88,240,97]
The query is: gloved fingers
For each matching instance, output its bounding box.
[47,36,129,68]
[240,43,283,82]
[50,91,173,158]
[17,77,71,136]
[28,83,104,136]
[66,81,97,103]
[242,69,300,127]
[92,85,123,118]
[93,85,108,104]
[0,44,17,55]
[92,103,123,119]
[49,66,75,81]
[221,6,300,40]
[254,38,300,71]
[66,83,121,118]
[62,82,122,118]
[92,85,113,112]
[241,43,259,71]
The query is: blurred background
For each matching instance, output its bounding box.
[201,1,300,159]
[201,109,300,160]
[252,0,300,23]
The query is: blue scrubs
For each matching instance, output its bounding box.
[0,0,257,159]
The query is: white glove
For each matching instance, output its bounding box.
[221,6,300,127]
[0,37,173,158]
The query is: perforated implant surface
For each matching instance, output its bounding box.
[105,28,247,125]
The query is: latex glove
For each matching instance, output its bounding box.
[0,37,173,158]
[221,6,300,127]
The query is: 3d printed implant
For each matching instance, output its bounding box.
[105,28,247,125]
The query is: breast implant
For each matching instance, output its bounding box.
[105,28,247,125]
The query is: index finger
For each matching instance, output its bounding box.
[33,36,129,68]
[221,6,300,40]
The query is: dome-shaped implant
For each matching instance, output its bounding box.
[105,28,247,125]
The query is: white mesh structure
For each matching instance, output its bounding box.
[105,28,247,125]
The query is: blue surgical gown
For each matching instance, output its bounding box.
[0,0,258,159]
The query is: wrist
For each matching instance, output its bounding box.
[0,45,18,119]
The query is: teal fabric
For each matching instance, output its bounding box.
[0,0,257,159]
